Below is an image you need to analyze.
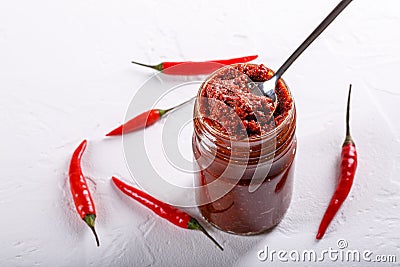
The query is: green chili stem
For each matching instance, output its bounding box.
[188,218,223,251]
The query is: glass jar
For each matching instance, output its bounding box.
[192,64,297,235]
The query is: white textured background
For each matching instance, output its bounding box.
[1,0,400,266]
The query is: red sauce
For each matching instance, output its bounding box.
[193,64,297,235]
[199,64,293,139]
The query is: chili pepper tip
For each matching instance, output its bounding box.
[315,232,324,240]
[106,125,123,136]
[76,139,87,150]
[188,218,224,251]
[244,55,258,61]
[83,214,100,247]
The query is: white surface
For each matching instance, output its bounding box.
[1,0,400,266]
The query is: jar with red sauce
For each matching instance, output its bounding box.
[192,64,297,235]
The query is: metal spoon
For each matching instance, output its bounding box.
[249,0,353,108]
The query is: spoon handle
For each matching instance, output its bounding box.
[275,0,353,79]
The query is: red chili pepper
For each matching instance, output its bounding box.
[106,97,194,136]
[316,85,357,240]
[111,176,223,251]
[69,140,100,246]
[131,55,258,75]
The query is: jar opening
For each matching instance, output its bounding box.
[194,63,294,143]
